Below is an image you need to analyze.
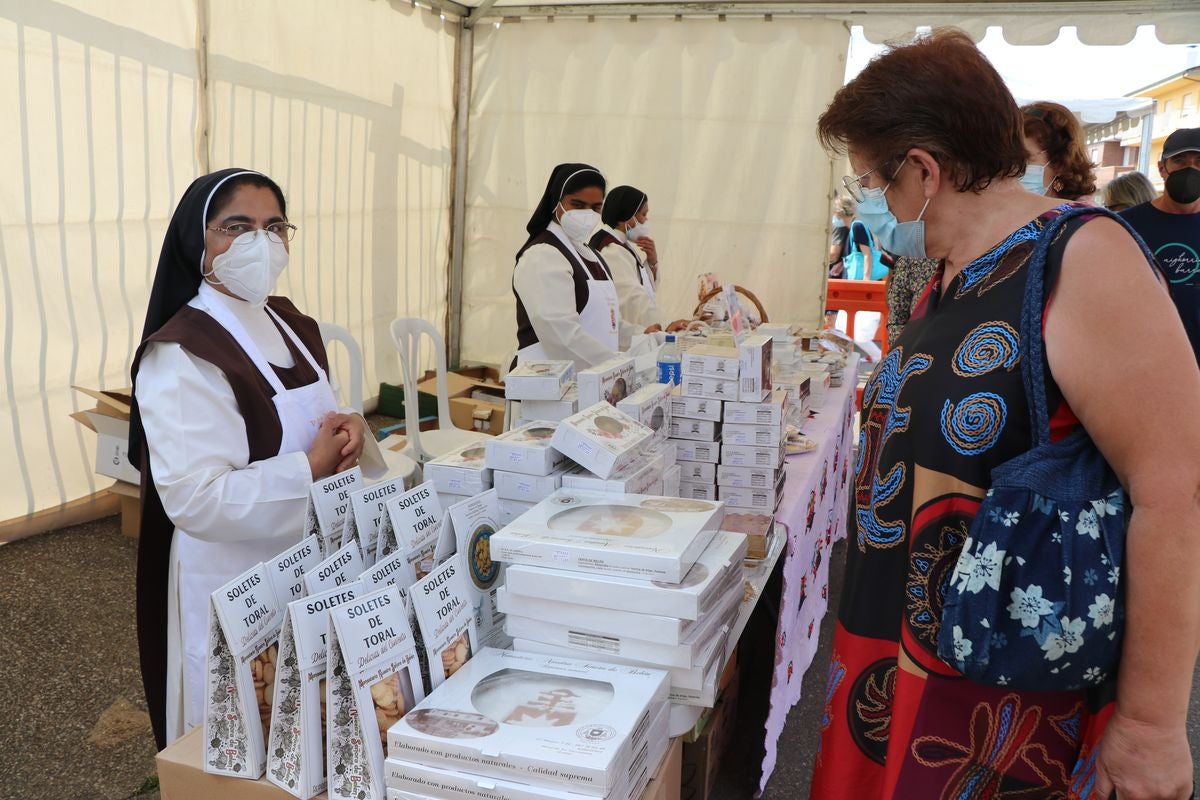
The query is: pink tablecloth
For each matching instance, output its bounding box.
[758,355,858,794]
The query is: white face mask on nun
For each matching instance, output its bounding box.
[204,229,289,307]
[557,202,600,245]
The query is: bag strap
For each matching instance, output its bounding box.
[1019,204,1158,447]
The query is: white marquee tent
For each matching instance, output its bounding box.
[2,0,1197,531]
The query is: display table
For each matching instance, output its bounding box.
[157,725,682,800]
[756,355,858,793]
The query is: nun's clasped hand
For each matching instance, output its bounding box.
[306,413,361,479]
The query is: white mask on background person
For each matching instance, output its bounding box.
[625,219,652,241]
[205,229,289,307]
[1019,163,1048,195]
[557,203,600,245]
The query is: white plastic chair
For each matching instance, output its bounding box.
[318,322,364,414]
[389,317,488,463]
[321,321,419,485]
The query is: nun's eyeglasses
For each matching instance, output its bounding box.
[206,222,298,243]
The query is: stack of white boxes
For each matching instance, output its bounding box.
[384,647,671,800]
[485,421,574,525]
[508,359,580,426]
[489,489,746,719]
[424,439,493,507]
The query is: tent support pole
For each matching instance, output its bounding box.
[447,22,474,370]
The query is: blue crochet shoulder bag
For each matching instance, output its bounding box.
[937,205,1154,692]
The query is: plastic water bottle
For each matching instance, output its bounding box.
[657,334,682,385]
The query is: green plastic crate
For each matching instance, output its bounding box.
[377,382,439,420]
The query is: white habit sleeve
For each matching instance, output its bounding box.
[514,243,620,368]
[600,242,660,331]
[136,341,315,543]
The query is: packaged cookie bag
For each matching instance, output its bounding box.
[326,585,425,800]
[360,547,432,693]
[264,535,323,608]
[303,466,364,557]
[304,540,365,595]
[204,563,284,778]
[375,481,444,574]
[344,475,407,569]
[267,580,366,798]
[446,489,509,649]
[409,552,480,690]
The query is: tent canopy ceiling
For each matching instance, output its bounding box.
[431,0,1200,45]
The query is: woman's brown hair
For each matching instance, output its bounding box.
[817,28,1027,193]
[1021,101,1098,200]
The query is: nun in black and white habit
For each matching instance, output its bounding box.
[129,168,383,748]
[512,163,655,369]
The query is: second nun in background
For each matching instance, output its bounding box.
[513,164,658,369]
[590,185,660,328]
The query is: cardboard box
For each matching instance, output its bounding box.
[721,422,785,449]
[669,392,723,423]
[643,737,682,800]
[617,382,673,444]
[425,441,493,496]
[485,421,568,476]
[667,418,720,442]
[493,464,572,503]
[71,386,139,484]
[716,465,780,490]
[720,443,784,470]
[551,403,653,480]
[157,726,312,800]
[386,648,669,797]
[680,346,740,380]
[670,440,719,464]
[736,334,772,402]
[679,375,737,402]
[661,464,681,498]
[490,489,724,583]
[108,479,142,538]
[502,532,745,622]
[676,481,719,502]
[449,396,506,434]
[503,580,740,670]
[722,390,788,427]
[676,461,716,485]
[577,355,636,408]
[418,371,507,434]
[680,678,739,800]
[518,386,579,424]
[505,361,574,401]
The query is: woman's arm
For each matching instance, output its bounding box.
[136,342,316,543]
[1046,216,1200,800]
[514,245,618,367]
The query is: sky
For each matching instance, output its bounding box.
[846,24,1199,104]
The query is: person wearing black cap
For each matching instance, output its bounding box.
[513,164,660,369]
[1122,127,1200,360]
[129,168,382,747]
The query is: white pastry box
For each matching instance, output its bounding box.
[519,386,579,424]
[723,389,788,427]
[642,438,676,470]
[498,497,537,526]
[559,456,663,496]
[494,464,572,503]
[677,461,716,485]
[426,440,493,496]
[497,585,700,646]
[722,421,786,449]
[667,417,721,442]
[679,374,738,402]
[717,464,781,489]
[677,481,719,502]
[793,368,830,402]
[502,532,746,621]
[661,464,681,498]
[576,355,636,408]
[736,334,773,402]
[721,442,785,469]
[669,390,723,423]
[485,421,568,476]
[670,439,719,464]
[616,382,672,444]
[719,473,786,512]
[505,361,575,401]
[680,346,740,379]
[385,648,669,797]
[503,580,740,670]
[551,403,652,480]
[489,489,724,583]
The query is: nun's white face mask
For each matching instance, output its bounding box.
[206,229,289,307]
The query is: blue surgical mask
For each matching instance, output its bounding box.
[855,160,931,259]
[1020,164,1048,195]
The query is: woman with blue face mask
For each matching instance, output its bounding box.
[812,28,1200,800]
[1020,101,1097,201]
[513,164,660,370]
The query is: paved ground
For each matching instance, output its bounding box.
[2,522,1197,800]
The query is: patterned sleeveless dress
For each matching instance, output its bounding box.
[811,205,1114,799]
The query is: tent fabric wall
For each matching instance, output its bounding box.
[459,16,847,368]
[0,0,458,526]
